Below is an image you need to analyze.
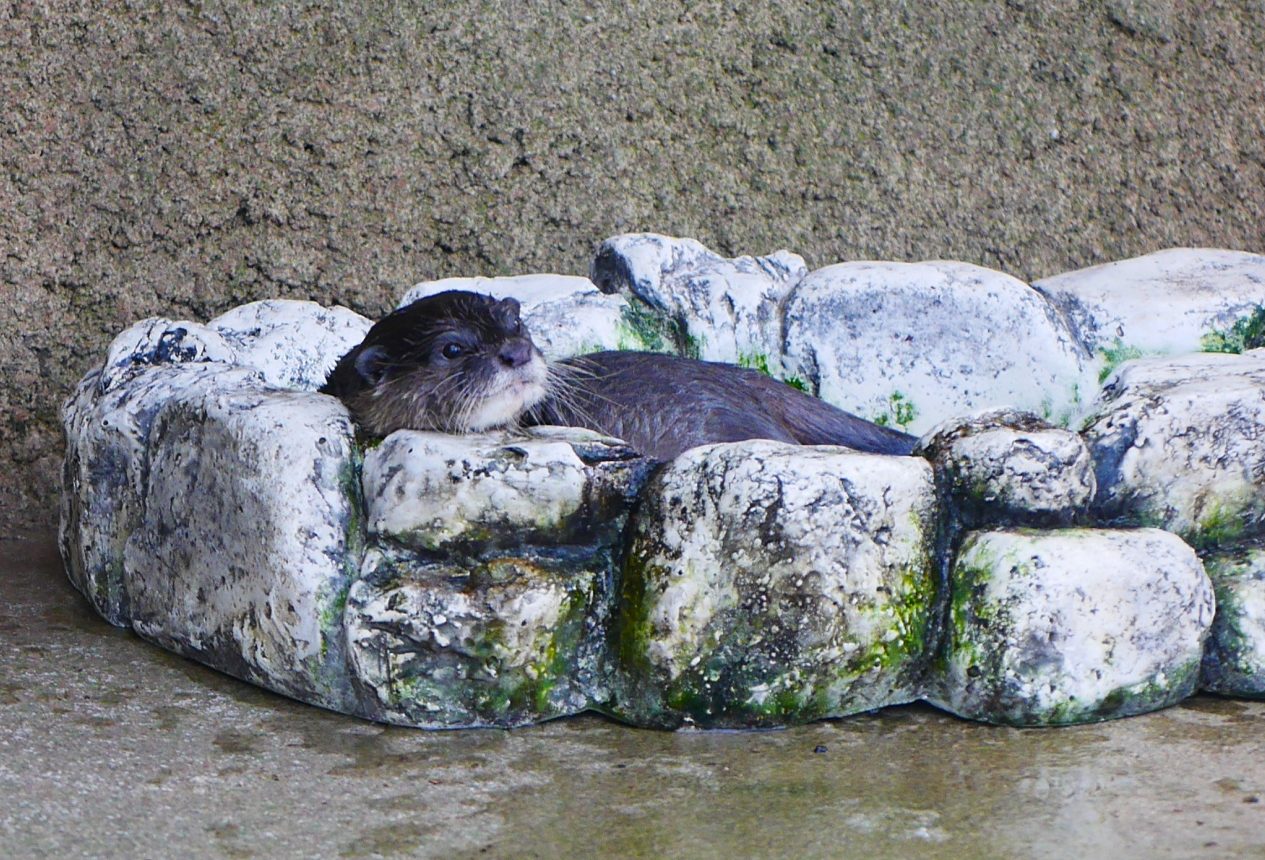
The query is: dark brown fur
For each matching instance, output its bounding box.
[322,290,917,459]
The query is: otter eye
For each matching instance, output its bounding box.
[441,343,464,360]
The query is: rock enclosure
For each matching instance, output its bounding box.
[60,236,1265,728]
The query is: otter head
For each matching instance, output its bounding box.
[321,290,549,435]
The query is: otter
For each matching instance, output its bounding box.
[321,290,917,459]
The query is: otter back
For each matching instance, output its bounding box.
[530,351,916,460]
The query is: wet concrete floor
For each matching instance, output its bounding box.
[2,536,1263,859]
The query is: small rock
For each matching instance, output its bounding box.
[1083,351,1265,549]
[361,427,652,553]
[916,408,1096,525]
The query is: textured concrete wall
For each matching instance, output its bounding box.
[3,0,1264,533]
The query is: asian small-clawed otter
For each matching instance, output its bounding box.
[320,290,917,459]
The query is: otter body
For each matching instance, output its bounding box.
[536,351,915,458]
[322,291,916,459]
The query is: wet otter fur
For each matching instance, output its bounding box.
[321,290,917,459]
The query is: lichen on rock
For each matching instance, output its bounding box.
[931,528,1214,726]
[1200,546,1265,699]
[1083,350,1265,549]
[611,440,938,728]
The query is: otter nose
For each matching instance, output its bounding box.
[498,339,532,368]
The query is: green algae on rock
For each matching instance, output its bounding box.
[346,547,612,727]
[1200,547,1265,699]
[931,528,1214,726]
[610,441,939,728]
[1082,351,1265,550]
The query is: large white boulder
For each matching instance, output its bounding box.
[591,232,807,372]
[122,376,362,710]
[1035,249,1265,368]
[782,260,1095,434]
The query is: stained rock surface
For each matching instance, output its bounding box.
[1035,249,1265,365]
[1083,350,1265,549]
[1200,547,1265,698]
[932,528,1215,726]
[352,426,654,726]
[917,408,1096,526]
[591,233,807,371]
[613,441,938,728]
[781,260,1095,433]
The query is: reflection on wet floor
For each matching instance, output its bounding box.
[2,537,1263,859]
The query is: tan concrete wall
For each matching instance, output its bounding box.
[3,0,1263,532]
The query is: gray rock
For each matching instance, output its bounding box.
[612,440,938,728]
[1034,249,1265,377]
[782,260,1094,434]
[591,233,807,372]
[931,528,1214,726]
[59,363,264,626]
[346,546,611,727]
[1083,351,1265,549]
[1200,547,1265,698]
[916,408,1096,525]
[122,377,363,710]
[399,274,646,359]
[210,299,371,391]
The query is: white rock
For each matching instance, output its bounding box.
[59,363,264,625]
[399,274,642,359]
[99,317,237,392]
[1083,351,1265,547]
[614,440,938,728]
[591,232,808,371]
[210,299,372,391]
[1035,248,1265,364]
[362,427,650,551]
[916,408,1096,523]
[932,528,1214,725]
[1201,548,1265,697]
[122,376,362,709]
[782,261,1094,434]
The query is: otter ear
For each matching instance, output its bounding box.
[495,297,522,327]
[353,345,388,385]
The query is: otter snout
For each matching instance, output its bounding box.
[498,339,534,369]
